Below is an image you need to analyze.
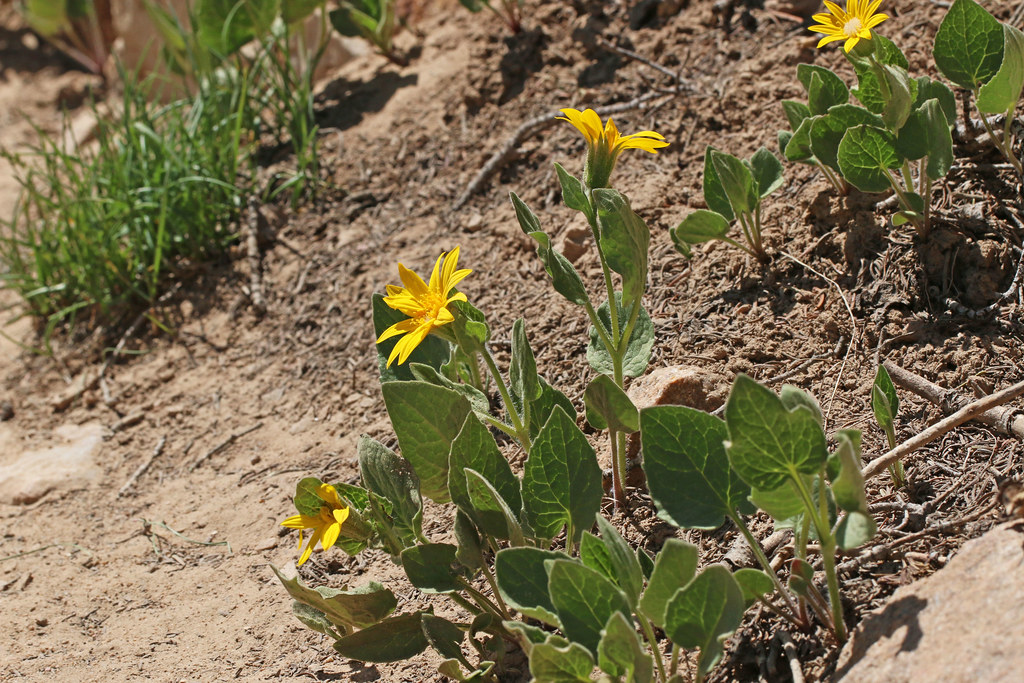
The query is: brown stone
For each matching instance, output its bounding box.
[626,365,729,459]
[0,423,104,505]
[835,521,1024,682]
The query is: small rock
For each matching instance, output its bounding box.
[835,522,1024,681]
[35,618,48,627]
[255,537,279,552]
[0,423,104,505]
[557,227,589,263]
[0,401,12,421]
[626,365,729,459]
[465,213,485,233]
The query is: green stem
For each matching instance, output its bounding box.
[480,345,531,453]
[791,472,846,641]
[977,105,1024,176]
[459,578,511,621]
[1002,110,1024,176]
[479,549,512,617]
[639,617,667,682]
[669,644,680,678]
[451,591,485,617]
[817,161,847,195]
[468,350,485,391]
[882,168,926,237]
[609,426,626,512]
[729,512,802,622]
[752,204,767,262]
[479,413,518,440]
[584,299,615,354]
[615,296,643,359]
[899,160,915,194]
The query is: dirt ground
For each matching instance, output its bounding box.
[2,0,1023,681]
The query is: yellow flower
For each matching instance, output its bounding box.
[557,107,668,188]
[376,246,471,367]
[280,483,351,566]
[809,0,888,53]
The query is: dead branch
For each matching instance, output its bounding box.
[883,362,1024,439]
[189,422,263,471]
[863,380,1024,480]
[118,435,167,497]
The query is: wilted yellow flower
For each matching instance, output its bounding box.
[280,483,351,566]
[376,247,471,367]
[557,107,668,188]
[809,0,888,53]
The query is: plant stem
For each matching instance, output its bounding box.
[479,549,512,617]
[480,345,531,453]
[976,106,1024,176]
[451,591,485,617]
[669,644,680,677]
[609,426,626,511]
[468,350,485,391]
[639,617,667,682]
[459,578,511,621]
[479,414,518,440]
[790,472,846,640]
[817,161,847,195]
[729,512,801,621]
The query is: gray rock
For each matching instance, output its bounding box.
[0,423,104,505]
[836,521,1024,682]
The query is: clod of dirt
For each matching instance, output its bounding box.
[0,423,104,504]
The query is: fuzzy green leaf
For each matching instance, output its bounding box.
[810,105,884,173]
[331,612,429,663]
[511,192,590,306]
[724,374,829,491]
[554,162,593,218]
[529,638,595,682]
[594,189,650,306]
[547,559,633,656]
[400,543,462,593]
[978,24,1024,113]
[522,407,603,545]
[271,565,397,629]
[640,405,753,530]
[587,294,654,378]
[638,538,699,628]
[671,209,732,258]
[495,548,570,626]
[584,374,639,433]
[702,145,735,221]
[448,414,522,528]
[598,611,655,683]
[663,565,745,681]
[798,65,850,115]
[933,0,1004,90]
[749,147,784,198]
[358,436,423,544]
[836,125,900,194]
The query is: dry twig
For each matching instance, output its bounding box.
[244,195,267,317]
[863,380,1024,480]
[189,422,263,471]
[883,362,1024,439]
[118,435,167,497]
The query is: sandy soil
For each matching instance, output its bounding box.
[1,0,1023,681]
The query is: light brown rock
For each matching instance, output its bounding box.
[835,521,1024,682]
[0,423,104,505]
[626,365,728,458]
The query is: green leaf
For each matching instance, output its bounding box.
[798,65,850,115]
[914,77,957,125]
[511,192,590,306]
[895,108,930,161]
[702,146,735,221]
[779,385,823,426]
[282,0,324,25]
[195,0,279,55]
[454,509,482,570]
[724,374,829,491]
[584,374,639,433]
[872,365,899,430]
[784,116,819,163]
[421,613,466,661]
[836,125,900,194]
[978,23,1024,113]
[593,189,650,306]
[448,413,522,527]
[597,612,655,683]
[750,479,807,522]
[271,565,397,629]
[809,105,884,173]
[921,98,955,181]
[449,299,490,355]
[749,147,784,198]
[511,318,542,403]
[580,532,616,581]
[638,539,698,628]
[849,36,909,113]
[294,476,325,516]
[358,436,423,544]
[781,100,812,130]
[505,619,550,646]
[332,612,430,663]
[382,381,471,503]
[292,601,344,639]
[547,559,633,655]
[465,469,525,544]
[733,568,775,609]
[554,162,593,218]
[663,565,745,681]
[527,378,577,439]
[640,406,753,530]
[594,515,645,609]
[933,0,1004,90]
[587,294,654,378]
[831,430,869,515]
[22,0,70,36]
[373,293,450,382]
[400,543,462,593]
[522,406,603,545]
[877,63,917,132]
[711,150,756,217]
[670,209,732,258]
[409,362,490,416]
[529,638,596,682]
[329,4,378,38]
[494,548,570,626]
[835,510,878,550]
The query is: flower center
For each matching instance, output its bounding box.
[417,292,446,323]
[843,17,863,37]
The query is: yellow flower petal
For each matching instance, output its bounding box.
[810,0,887,52]
[321,521,341,551]
[376,317,421,344]
[333,507,350,525]
[393,322,433,366]
[397,263,429,297]
[319,484,342,508]
[281,514,319,529]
